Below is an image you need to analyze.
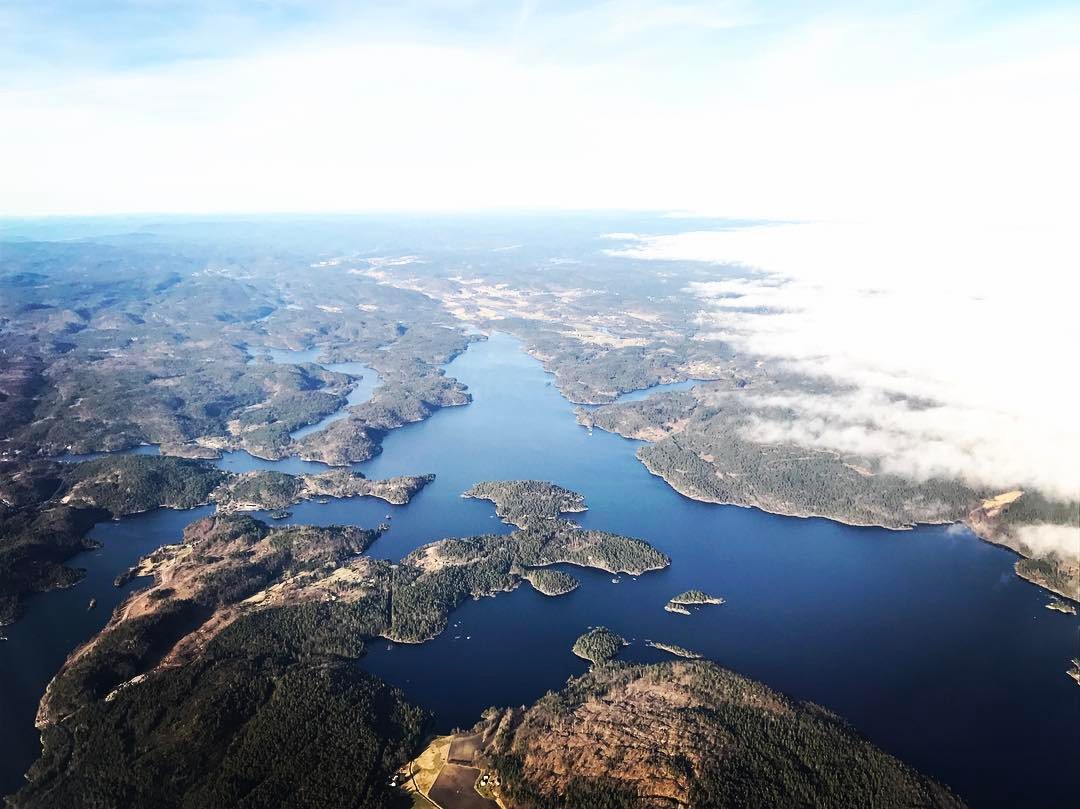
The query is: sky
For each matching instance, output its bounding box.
[1,0,1077,221]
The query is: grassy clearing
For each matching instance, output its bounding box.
[404,735,453,796]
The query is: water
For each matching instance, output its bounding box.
[2,334,1077,807]
[580,377,703,408]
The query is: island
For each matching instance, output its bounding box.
[665,589,726,614]
[1045,598,1077,616]
[646,640,703,659]
[36,486,670,725]
[571,627,626,665]
[463,479,587,529]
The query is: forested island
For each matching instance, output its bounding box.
[571,627,626,664]
[665,589,725,614]
[463,480,587,528]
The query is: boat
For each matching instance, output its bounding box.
[317,498,330,504]
[268,509,291,520]
[87,598,97,611]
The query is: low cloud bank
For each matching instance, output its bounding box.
[607,222,1079,501]
[1014,524,1080,562]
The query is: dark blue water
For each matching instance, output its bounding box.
[2,334,1077,807]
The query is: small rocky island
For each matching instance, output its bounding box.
[1046,598,1077,616]
[665,589,726,614]
[646,640,702,659]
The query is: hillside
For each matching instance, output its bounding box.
[482,661,965,809]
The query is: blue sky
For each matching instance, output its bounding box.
[5,1,1072,72]
[1,1,1077,217]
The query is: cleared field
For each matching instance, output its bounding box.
[405,735,452,795]
[429,764,497,809]
[447,733,483,765]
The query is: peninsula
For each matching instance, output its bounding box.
[471,661,966,809]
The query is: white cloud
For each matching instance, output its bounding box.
[608,220,1080,500]
[1013,523,1080,561]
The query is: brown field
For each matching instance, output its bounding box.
[429,764,497,809]
[447,733,484,765]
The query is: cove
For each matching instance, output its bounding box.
[1,334,1077,807]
